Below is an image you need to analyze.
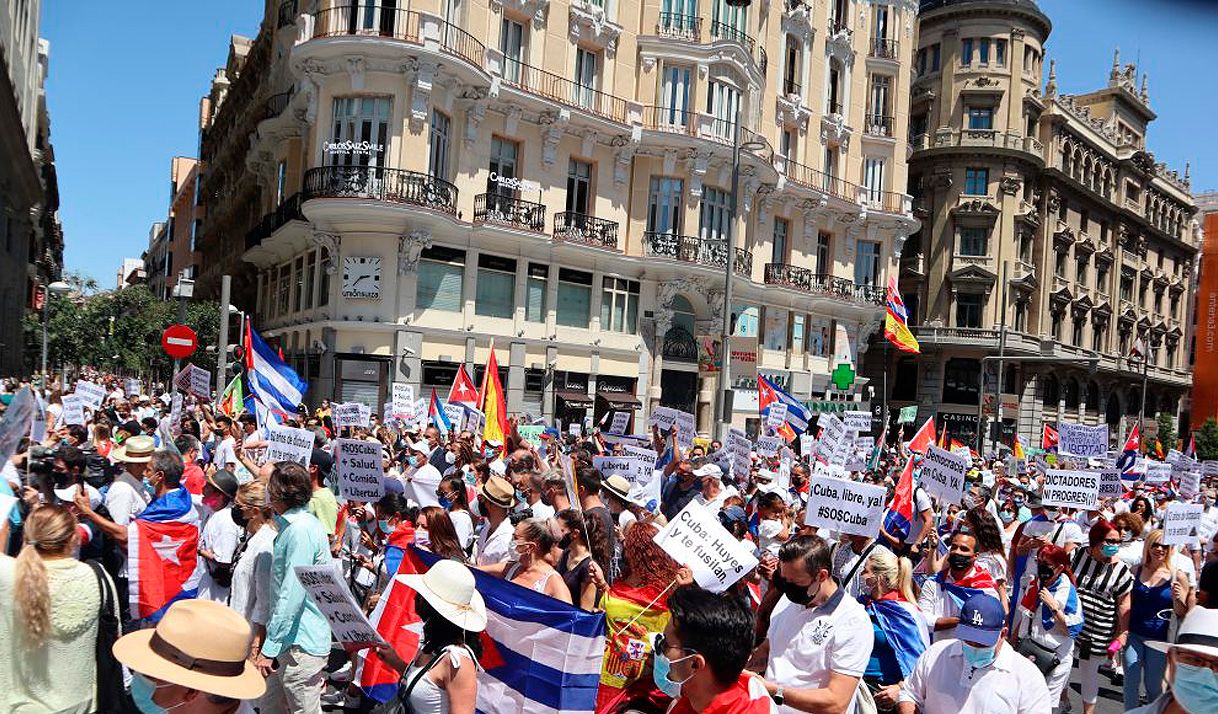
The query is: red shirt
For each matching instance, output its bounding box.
[669,674,776,714]
[182,462,206,495]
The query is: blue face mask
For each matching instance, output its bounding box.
[961,642,998,670]
[1101,544,1121,558]
[438,496,452,510]
[1173,662,1218,714]
[652,648,695,699]
[130,672,177,713]
[378,519,393,534]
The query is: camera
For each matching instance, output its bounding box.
[26,445,57,477]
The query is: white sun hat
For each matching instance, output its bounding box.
[397,560,488,633]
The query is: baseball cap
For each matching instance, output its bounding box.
[311,449,335,478]
[693,463,723,480]
[718,505,746,528]
[955,593,1005,646]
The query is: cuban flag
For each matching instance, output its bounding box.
[906,416,936,455]
[758,375,811,438]
[243,321,307,415]
[882,455,916,542]
[127,487,201,622]
[1116,424,1141,483]
[359,545,426,703]
[1042,423,1060,452]
[864,594,929,678]
[934,564,997,609]
[370,547,606,713]
[1019,574,1084,640]
[428,388,452,434]
[448,363,479,407]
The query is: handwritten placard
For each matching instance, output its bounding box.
[391,383,415,418]
[265,424,315,467]
[335,438,384,501]
[74,380,106,409]
[295,564,388,651]
[334,402,364,429]
[1057,422,1108,458]
[1042,469,1100,510]
[1162,502,1203,546]
[921,445,969,503]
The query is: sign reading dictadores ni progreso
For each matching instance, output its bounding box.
[1042,469,1100,510]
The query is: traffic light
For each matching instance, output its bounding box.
[225,344,246,375]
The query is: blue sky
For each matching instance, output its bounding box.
[44,0,1218,286]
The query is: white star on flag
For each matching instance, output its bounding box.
[151,534,185,565]
[401,621,424,637]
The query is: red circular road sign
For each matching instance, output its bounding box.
[162,324,198,359]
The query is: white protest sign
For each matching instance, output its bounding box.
[568,422,582,437]
[1166,449,1182,465]
[74,380,106,409]
[169,393,183,436]
[125,378,141,396]
[357,403,373,426]
[1098,468,1125,499]
[921,445,969,503]
[812,460,845,479]
[951,445,973,461]
[1162,502,1204,547]
[817,413,850,466]
[1042,469,1100,510]
[799,434,815,457]
[187,366,211,400]
[593,454,636,482]
[843,410,871,433]
[405,464,443,508]
[438,402,461,431]
[1179,470,1201,501]
[295,564,388,651]
[412,398,429,427]
[765,403,789,429]
[805,477,887,537]
[1057,422,1108,458]
[333,403,364,429]
[1203,461,1218,477]
[621,445,662,509]
[648,406,695,448]
[854,436,875,455]
[391,383,415,417]
[265,424,315,467]
[654,502,759,592]
[755,435,782,458]
[60,393,85,426]
[728,427,751,481]
[1145,461,1172,484]
[335,438,385,501]
[609,412,631,435]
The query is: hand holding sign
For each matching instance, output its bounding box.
[295,564,387,652]
[654,502,758,592]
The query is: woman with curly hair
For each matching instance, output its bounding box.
[963,505,1010,608]
[0,505,119,712]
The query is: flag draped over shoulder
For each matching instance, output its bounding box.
[358,547,425,703]
[884,276,921,354]
[864,594,929,679]
[243,321,307,414]
[128,487,201,621]
[935,565,997,609]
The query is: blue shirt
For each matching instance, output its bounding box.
[262,506,333,658]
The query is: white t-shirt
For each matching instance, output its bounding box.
[758,519,785,556]
[197,506,244,602]
[1171,551,1197,588]
[766,587,873,714]
[450,510,475,553]
[905,488,934,543]
[899,639,1052,714]
[105,472,151,578]
[476,517,515,566]
[213,436,237,469]
[228,524,275,626]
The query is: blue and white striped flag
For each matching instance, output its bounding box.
[244,323,307,415]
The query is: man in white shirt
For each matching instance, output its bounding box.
[757,535,873,714]
[474,475,517,566]
[693,464,737,512]
[211,416,239,471]
[99,435,155,614]
[197,469,244,603]
[917,531,998,642]
[899,593,1050,714]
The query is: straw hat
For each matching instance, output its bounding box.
[478,474,517,509]
[602,474,643,507]
[113,435,156,463]
[397,560,488,632]
[112,599,265,700]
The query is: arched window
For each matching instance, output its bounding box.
[1041,374,1060,407]
[1063,377,1079,409]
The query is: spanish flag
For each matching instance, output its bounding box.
[884,275,921,354]
[1154,437,1165,460]
[478,341,509,448]
[1013,434,1026,460]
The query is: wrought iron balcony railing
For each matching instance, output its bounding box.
[474,193,546,232]
[656,12,701,40]
[303,166,458,213]
[643,232,752,276]
[869,37,899,60]
[501,59,628,123]
[553,211,620,249]
[246,192,304,250]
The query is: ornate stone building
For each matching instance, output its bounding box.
[877,0,1198,447]
[197,0,919,430]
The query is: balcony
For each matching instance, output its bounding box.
[303,165,458,213]
[553,211,619,250]
[709,20,765,70]
[863,113,894,138]
[782,158,852,200]
[305,6,484,70]
[261,90,294,122]
[869,37,899,60]
[246,192,305,250]
[474,193,546,232]
[642,105,696,135]
[782,78,802,98]
[643,232,752,276]
[656,12,701,40]
[863,188,911,215]
[916,128,1045,164]
[501,60,628,124]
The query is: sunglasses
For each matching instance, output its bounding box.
[653,633,697,657]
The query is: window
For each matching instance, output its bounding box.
[1097,264,1109,293]
[277,264,290,316]
[893,358,918,400]
[855,240,881,286]
[764,308,789,351]
[1077,257,1089,285]
[1014,301,1027,331]
[791,314,806,353]
[707,79,740,139]
[1170,294,1180,318]
[557,268,593,328]
[601,278,640,333]
[574,48,599,108]
[872,4,889,41]
[978,38,990,65]
[1073,317,1085,346]
[911,112,928,138]
[318,250,330,306]
[1093,323,1106,351]
[660,65,692,127]
[714,0,748,32]
[500,18,525,82]
[303,251,316,310]
[525,263,547,322]
[916,47,927,76]
[429,110,451,180]
[781,129,795,159]
[931,43,941,72]
[827,62,842,114]
[488,136,519,197]
[275,161,287,204]
[1019,232,1033,263]
[961,38,973,66]
[959,227,988,256]
[566,159,593,215]
[995,39,1007,66]
[700,187,731,242]
[943,358,981,404]
[476,254,517,319]
[868,74,891,120]
[967,107,993,130]
[964,167,988,195]
[1153,290,1163,314]
[863,158,885,201]
[772,218,788,264]
[329,96,390,167]
[784,37,801,95]
[1120,274,1133,302]
[824,146,837,184]
[816,232,832,274]
[1055,250,1068,277]
[417,246,466,312]
[190,219,201,252]
[956,293,983,328]
[647,177,684,234]
[293,257,305,313]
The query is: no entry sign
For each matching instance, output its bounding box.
[161,324,198,359]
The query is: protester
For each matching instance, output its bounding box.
[473,474,516,565]
[1126,606,1218,714]
[859,548,929,712]
[417,505,467,562]
[1071,518,1134,714]
[1123,529,1193,710]
[1011,543,1083,710]
[480,516,572,603]
[917,531,998,642]
[437,474,476,554]
[555,508,604,610]
[198,468,242,602]
[227,480,274,659]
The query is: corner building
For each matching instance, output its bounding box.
[881,0,1198,447]
[222,0,919,429]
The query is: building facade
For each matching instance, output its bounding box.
[199,0,920,430]
[1,0,62,375]
[878,0,1198,448]
[1191,192,1218,426]
[145,157,206,299]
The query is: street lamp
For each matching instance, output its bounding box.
[40,280,71,390]
[713,120,768,439]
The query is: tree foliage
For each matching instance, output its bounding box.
[23,283,220,380]
[1155,412,1176,452]
[1194,418,1218,462]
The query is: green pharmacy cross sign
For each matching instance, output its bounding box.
[831,363,856,391]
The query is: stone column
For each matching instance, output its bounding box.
[507,341,526,414]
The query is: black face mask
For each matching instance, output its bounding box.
[774,572,817,606]
[1037,564,1056,583]
[231,507,249,529]
[947,553,975,572]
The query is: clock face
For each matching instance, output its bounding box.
[341,256,382,300]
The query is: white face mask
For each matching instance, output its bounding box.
[445,451,457,465]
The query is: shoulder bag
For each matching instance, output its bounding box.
[88,560,137,713]
[1013,597,1061,675]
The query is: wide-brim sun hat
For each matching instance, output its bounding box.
[112,599,265,700]
[1148,606,1218,658]
[113,434,156,463]
[397,559,488,632]
[602,474,644,507]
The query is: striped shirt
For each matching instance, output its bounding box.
[1071,548,1133,656]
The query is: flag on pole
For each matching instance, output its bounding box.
[428,388,452,435]
[448,363,479,406]
[907,417,936,454]
[243,321,307,415]
[479,342,509,446]
[884,276,921,354]
[1013,434,1027,461]
[938,424,948,449]
[1042,424,1059,452]
[1130,336,1147,359]
[218,374,244,417]
[758,375,811,438]
[127,487,201,622]
[882,455,916,541]
[1186,432,1196,458]
[1116,424,1140,478]
[1154,437,1165,460]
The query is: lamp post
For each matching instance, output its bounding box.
[40,280,71,391]
[713,118,767,440]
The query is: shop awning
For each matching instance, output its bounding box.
[597,390,643,409]
[555,390,594,408]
